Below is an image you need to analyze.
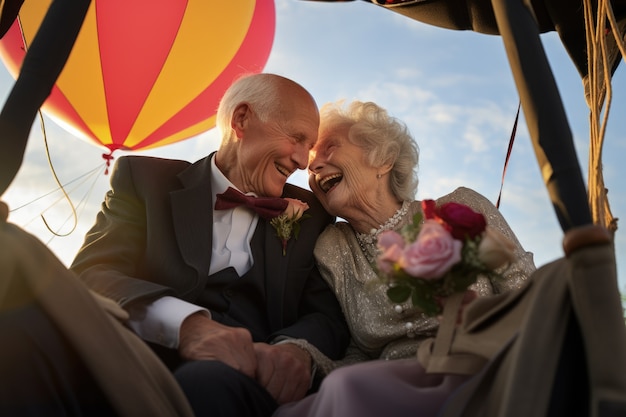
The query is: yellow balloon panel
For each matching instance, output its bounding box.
[0,0,275,152]
[55,5,111,145]
[132,3,255,144]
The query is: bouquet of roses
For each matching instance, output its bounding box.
[376,200,516,316]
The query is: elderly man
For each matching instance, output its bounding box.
[71,73,350,417]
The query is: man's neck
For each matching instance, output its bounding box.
[214,148,237,183]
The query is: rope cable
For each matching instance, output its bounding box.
[16,14,81,237]
[8,164,103,212]
[14,163,104,229]
[583,0,624,234]
[45,163,107,245]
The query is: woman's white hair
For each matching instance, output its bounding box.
[319,100,419,201]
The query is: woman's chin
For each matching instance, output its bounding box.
[323,193,345,217]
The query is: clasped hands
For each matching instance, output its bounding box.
[179,312,312,405]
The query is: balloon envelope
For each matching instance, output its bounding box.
[0,0,275,152]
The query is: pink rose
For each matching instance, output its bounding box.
[377,230,405,252]
[478,226,516,269]
[436,202,486,240]
[376,230,405,274]
[283,198,309,220]
[399,220,462,279]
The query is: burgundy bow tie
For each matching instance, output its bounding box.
[215,187,288,220]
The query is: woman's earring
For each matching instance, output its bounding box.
[376,173,382,179]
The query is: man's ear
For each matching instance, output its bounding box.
[231,103,251,139]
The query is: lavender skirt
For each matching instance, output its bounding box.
[274,358,470,417]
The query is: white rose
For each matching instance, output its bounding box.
[478,226,516,269]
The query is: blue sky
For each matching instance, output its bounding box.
[2,0,626,290]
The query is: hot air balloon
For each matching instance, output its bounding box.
[0,0,275,155]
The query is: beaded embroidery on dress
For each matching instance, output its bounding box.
[355,200,411,265]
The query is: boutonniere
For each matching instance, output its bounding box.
[270,198,311,256]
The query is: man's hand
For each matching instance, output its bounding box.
[179,312,257,379]
[254,342,313,405]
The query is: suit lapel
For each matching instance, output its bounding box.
[170,153,290,328]
[170,156,213,277]
[258,219,288,330]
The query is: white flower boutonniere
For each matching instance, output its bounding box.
[270,198,311,256]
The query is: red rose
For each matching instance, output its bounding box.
[421,199,438,220]
[436,202,486,240]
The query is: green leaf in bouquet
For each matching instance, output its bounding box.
[411,289,441,316]
[402,212,424,241]
[387,285,412,303]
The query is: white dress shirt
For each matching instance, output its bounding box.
[127,155,259,348]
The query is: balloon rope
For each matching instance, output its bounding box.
[583,0,624,234]
[607,4,626,59]
[17,15,78,237]
[11,164,104,229]
[9,164,103,213]
[39,111,79,236]
[45,164,107,245]
[495,101,520,209]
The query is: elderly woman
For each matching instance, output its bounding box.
[274,100,535,417]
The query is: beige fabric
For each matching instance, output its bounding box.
[0,202,194,417]
[417,273,533,376]
[417,226,626,416]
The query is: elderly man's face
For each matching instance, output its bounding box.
[232,87,319,198]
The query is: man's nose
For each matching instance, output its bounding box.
[293,144,310,170]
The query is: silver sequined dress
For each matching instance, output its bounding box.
[311,187,536,374]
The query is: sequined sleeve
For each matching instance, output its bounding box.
[436,187,536,295]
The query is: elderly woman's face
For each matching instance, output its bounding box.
[308,125,379,216]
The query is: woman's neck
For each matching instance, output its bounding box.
[347,198,403,234]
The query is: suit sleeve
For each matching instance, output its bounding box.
[276,259,351,360]
[70,157,173,306]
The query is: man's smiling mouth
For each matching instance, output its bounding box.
[276,163,291,178]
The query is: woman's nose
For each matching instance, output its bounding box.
[308,151,322,173]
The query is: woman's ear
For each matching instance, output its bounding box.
[231,103,251,139]
[378,161,394,176]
